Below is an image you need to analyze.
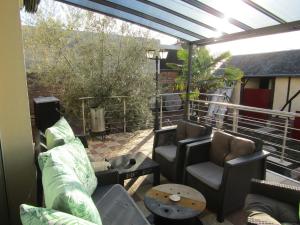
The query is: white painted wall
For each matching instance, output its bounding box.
[273,77,300,113]
[244,78,260,89]
[0,1,36,224]
[231,81,241,104]
[289,77,300,113]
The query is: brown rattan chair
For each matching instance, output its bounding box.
[153,120,212,183]
[183,131,269,222]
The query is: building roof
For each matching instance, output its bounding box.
[219,49,300,78]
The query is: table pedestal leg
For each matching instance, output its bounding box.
[153,168,160,186]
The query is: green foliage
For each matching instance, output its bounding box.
[23,6,157,131]
[168,47,244,98]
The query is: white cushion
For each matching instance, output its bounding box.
[155,145,177,162]
[186,162,223,190]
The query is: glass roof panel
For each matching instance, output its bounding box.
[107,0,217,38]
[251,0,300,22]
[199,0,279,28]
[146,0,243,34]
[62,0,198,41]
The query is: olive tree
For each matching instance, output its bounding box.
[22,2,158,131]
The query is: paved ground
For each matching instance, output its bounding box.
[87,129,299,225]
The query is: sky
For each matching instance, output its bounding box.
[22,0,300,57]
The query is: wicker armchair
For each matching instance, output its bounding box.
[245,179,300,225]
[153,120,212,183]
[183,131,269,222]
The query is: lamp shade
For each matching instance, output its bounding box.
[159,50,168,59]
[146,50,155,59]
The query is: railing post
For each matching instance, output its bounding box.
[232,108,239,132]
[281,117,289,162]
[160,95,163,128]
[81,99,86,135]
[123,98,126,133]
[188,100,192,120]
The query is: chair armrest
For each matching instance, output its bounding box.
[154,127,177,134]
[250,179,300,206]
[184,139,212,167]
[95,170,119,185]
[225,151,270,168]
[177,135,211,146]
[222,151,270,190]
[76,134,88,148]
[220,151,270,211]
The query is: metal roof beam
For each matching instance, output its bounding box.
[192,20,300,46]
[136,0,226,34]
[181,0,252,31]
[56,0,197,41]
[242,0,286,24]
[89,0,206,40]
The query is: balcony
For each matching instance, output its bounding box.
[80,93,299,224]
[2,0,300,224]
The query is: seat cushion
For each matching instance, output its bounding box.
[186,162,223,190]
[185,122,207,139]
[176,120,186,141]
[209,131,233,166]
[225,136,255,161]
[247,211,281,225]
[155,145,177,162]
[20,204,99,225]
[93,184,150,225]
[39,138,97,195]
[245,194,299,223]
[45,117,75,149]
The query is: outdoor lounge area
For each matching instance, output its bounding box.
[1,0,300,225]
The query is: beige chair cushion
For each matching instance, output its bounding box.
[185,122,207,139]
[245,194,299,224]
[186,162,223,190]
[225,136,255,161]
[155,145,177,162]
[209,131,233,166]
[247,211,281,225]
[176,120,186,141]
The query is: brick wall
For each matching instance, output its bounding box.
[160,70,178,92]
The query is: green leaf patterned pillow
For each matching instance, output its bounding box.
[45,117,75,149]
[20,204,99,225]
[38,151,101,224]
[38,138,97,195]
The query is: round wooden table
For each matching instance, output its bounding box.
[144,184,206,225]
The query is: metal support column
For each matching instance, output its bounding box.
[232,108,239,132]
[281,117,289,162]
[81,99,86,135]
[160,95,163,128]
[185,42,193,120]
[154,56,160,130]
[123,98,127,133]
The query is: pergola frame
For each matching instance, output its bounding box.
[56,0,300,123]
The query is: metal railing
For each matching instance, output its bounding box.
[79,96,153,135]
[157,92,228,128]
[157,92,185,127]
[187,97,300,180]
[78,92,300,180]
[79,96,128,135]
